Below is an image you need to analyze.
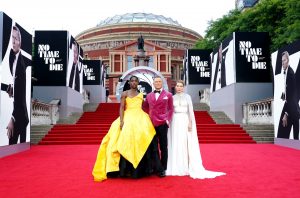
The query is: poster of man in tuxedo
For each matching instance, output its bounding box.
[186,49,211,85]
[210,34,235,92]
[33,31,68,86]
[67,36,83,93]
[272,40,300,140]
[82,60,101,85]
[0,12,32,146]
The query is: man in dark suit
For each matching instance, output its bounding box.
[212,43,228,92]
[68,42,81,92]
[5,26,29,145]
[143,76,174,177]
[277,51,300,140]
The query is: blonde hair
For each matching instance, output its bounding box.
[176,80,185,86]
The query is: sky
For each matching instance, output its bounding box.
[1,0,235,37]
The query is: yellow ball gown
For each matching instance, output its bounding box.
[92,93,156,182]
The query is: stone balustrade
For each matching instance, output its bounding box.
[31,99,60,125]
[243,98,273,124]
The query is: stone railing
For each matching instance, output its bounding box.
[243,98,273,125]
[31,99,60,125]
[201,88,210,106]
[83,89,90,104]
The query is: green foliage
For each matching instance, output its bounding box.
[195,0,300,52]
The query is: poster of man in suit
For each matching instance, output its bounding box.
[272,40,300,140]
[0,12,31,146]
[67,36,83,93]
[210,34,234,93]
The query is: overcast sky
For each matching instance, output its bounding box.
[1,0,235,37]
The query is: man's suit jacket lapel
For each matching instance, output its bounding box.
[156,90,166,104]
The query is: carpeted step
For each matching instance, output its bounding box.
[39,103,256,145]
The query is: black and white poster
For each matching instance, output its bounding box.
[235,32,271,83]
[66,35,83,93]
[33,31,68,86]
[0,12,32,146]
[186,49,211,84]
[83,60,101,85]
[272,40,300,140]
[210,34,235,92]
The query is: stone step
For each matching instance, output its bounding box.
[30,125,53,145]
[252,137,274,142]
[209,111,233,124]
[242,126,274,130]
[193,103,210,111]
[242,124,274,143]
[83,103,99,112]
[256,141,274,144]
[57,112,83,124]
[246,133,274,137]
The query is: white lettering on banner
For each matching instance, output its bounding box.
[38,44,63,71]
[190,55,210,78]
[83,64,95,81]
[239,41,266,69]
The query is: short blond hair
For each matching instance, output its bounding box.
[176,80,185,86]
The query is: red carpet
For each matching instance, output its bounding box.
[39,103,255,145]
[1,144,300,197]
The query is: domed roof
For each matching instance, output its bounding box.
[97,13,182,27]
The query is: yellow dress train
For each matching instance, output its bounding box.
[92,93,155,182]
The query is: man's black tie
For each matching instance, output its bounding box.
[154,90,161,94]
[283,70,286,74]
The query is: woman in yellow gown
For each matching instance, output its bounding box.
[92,76,156,182]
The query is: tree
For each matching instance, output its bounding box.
[195,0,300,52]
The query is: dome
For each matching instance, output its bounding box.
[97,13,182,27]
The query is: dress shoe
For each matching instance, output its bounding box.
[158,170,166,178]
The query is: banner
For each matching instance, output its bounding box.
[210,32,271,93]
[66,35,83,92]
[211,34,235,92]
[272,40,300,140]
[0,12,32,146]
[34,31,68,86]
[186,49,211,84]
[34,31,83,92]
[83,60,101,85]
[235,32,271,83]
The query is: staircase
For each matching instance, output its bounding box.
[195,111,255,143]
[209,111,234,124]
[39,103,119,145]
[30,125,53,144]
[193,103,210,111]
[39,103,255,145]
[242,124,274,143]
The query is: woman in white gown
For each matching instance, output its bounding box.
[166,80,226,179]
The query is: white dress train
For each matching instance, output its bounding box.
[166,93,225,179]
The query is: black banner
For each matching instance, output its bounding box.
[83,60,101,85]
[235,32,271,82]
[187,49,211,84]
[33,31,68,86]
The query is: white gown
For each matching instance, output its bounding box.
[166,93,226,179]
